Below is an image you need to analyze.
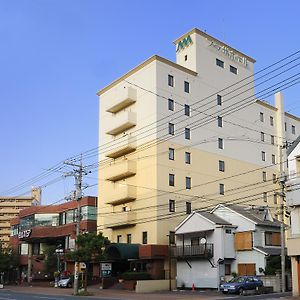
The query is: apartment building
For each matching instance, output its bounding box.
[0,187,40,245]
[97,28,300,246]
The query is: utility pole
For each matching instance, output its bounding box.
[64,155,89,295]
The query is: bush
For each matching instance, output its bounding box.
[121,272,151,281]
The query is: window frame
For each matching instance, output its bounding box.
[186,176,192,189]
[218,138,224,149]
[219,160,225,172]
[186,202,192,214]
[230,65,238,74]
[169,148,175,160]
[185,127,191,140]
[184,81,190,93]
[185,152,191,164]
[168,74,174,87]
[184,104,191,116]
[216,58,224,68]
[169,173,175,186]
[169,199,175,212]
[168,123,175,135]
[168,98,174,111]
[219,183,225,195]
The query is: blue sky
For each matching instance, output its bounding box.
[0,0,299,204]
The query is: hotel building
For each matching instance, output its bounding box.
[97,28,300,246]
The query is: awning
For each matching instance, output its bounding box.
[104,243,140,260]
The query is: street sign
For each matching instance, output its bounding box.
[80,262,86,270]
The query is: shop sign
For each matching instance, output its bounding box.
[18,229,32,239]
[208,39,248,66]
[176,35,193,52]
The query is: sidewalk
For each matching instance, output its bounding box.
[1,284,297,300]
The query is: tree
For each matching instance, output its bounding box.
[0,246,20,283]
[44,245,57,277]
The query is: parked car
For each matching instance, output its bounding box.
[220,276,263,295]
[58,275,73,288]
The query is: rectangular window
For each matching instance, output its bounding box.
[270,116,274,126]
[218,138,224,149]
[169,231,175,245]
[263,192,267,202]
[169,174,175,186]
[127,234,132,244]
[185,127,191,140]
[219,183,225,195]
[219,160,225,172]
[186,202,192,214]
[168,74,174,87]
[272,154,276,164]
[216,58,224,68]
[168,98,174,111]
[271,135,275,145]
[260,112,264,122]
[169,148,174,160]
[184,55,187,61]
[292,125,296,134]
[142,232,147,244]
[184,104,190,116]
[225,264,231,276]
[218,116,223,127]
[273,174,277,184]
[217,94,222,106]
[184,81,190,93]
[168,123,175,135]
[230,65,238,74]
[261,132,265,142]
[191,237,199,246]
[265,232,281,246]
[274,194,277,204]
[186,177,191,189]
[262,171,267,182]
[262,151,266,161]
[285,122,287,131]
[185,152,191,164]
[169,200,175,212]
[117,235,122,243]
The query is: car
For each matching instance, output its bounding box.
[58,276,73,288]
[219,276,263,295]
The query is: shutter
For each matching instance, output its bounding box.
[271,232,281,246]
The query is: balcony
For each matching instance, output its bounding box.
[106,184,137,205]
[171,244,214,259]
[105,135,137,159]
[106,111,137,136]
[106,87,137,113]
[105,160,136,182]
[105,211,136,229]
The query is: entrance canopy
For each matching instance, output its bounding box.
[104,243,140,260]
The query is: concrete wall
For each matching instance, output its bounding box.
[135,279,176,293]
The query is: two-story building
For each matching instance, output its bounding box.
[10,196,97,282]
[174,204,281,289]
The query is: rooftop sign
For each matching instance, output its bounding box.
[176,35,193,52]
[208,40,248,66]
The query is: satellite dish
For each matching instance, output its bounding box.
[200,238,207,244]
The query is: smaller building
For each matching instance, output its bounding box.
[174,204,282,289]
[10,196,97,281]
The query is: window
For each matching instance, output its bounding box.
[225,229,232,234]
[191,237,199,246]
[230,65,238,74]
[217,94,222,106]
[184,104,190,116]
[225,264,231,276]
[169,148,174,160]
[142,232,147,244]
[263,192,267,202]
[169,231,175,244]
[284,122,287,131]
[169,174,175,186]
[262,171,267,182]
[219,160,225,172]
[184,81,190,93]
[186,202,192,214]
[168,74,174,87]
[218,138,224,149]
[218,116,223,127]
[117,235,122,243]
[184,55,187,61]
[168,123,175,135]
[185,152,191,164]
[265,232,281,246]
[127,234,132,244]
[261,132,265,142]
[169,200,175,212]
[273,174,277,183]
[292,125,296,134]
[168,98,174,111]
[272,154,276,164]
[260,112,264,122]
[219,183,225,195]
[274,194,277,204]
[216,58,224,68]
[271,135,275,145]
[32,243,40,255]
[186,177,191,189]
[262,151,266,161]
[185,127,191,140]
[270,116,274,126]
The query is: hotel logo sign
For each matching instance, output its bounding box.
[176,35,193,52]
[209,40,248,66]
[18,229,32,239]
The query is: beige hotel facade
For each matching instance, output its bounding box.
[97,28,300,245]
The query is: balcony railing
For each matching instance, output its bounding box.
[171,244,214,259]
[106,87,137,113]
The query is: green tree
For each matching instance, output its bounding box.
[44,245,57,276]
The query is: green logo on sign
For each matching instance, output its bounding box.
[176,35,193,52]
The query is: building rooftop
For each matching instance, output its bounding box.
[198,211,232,225]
